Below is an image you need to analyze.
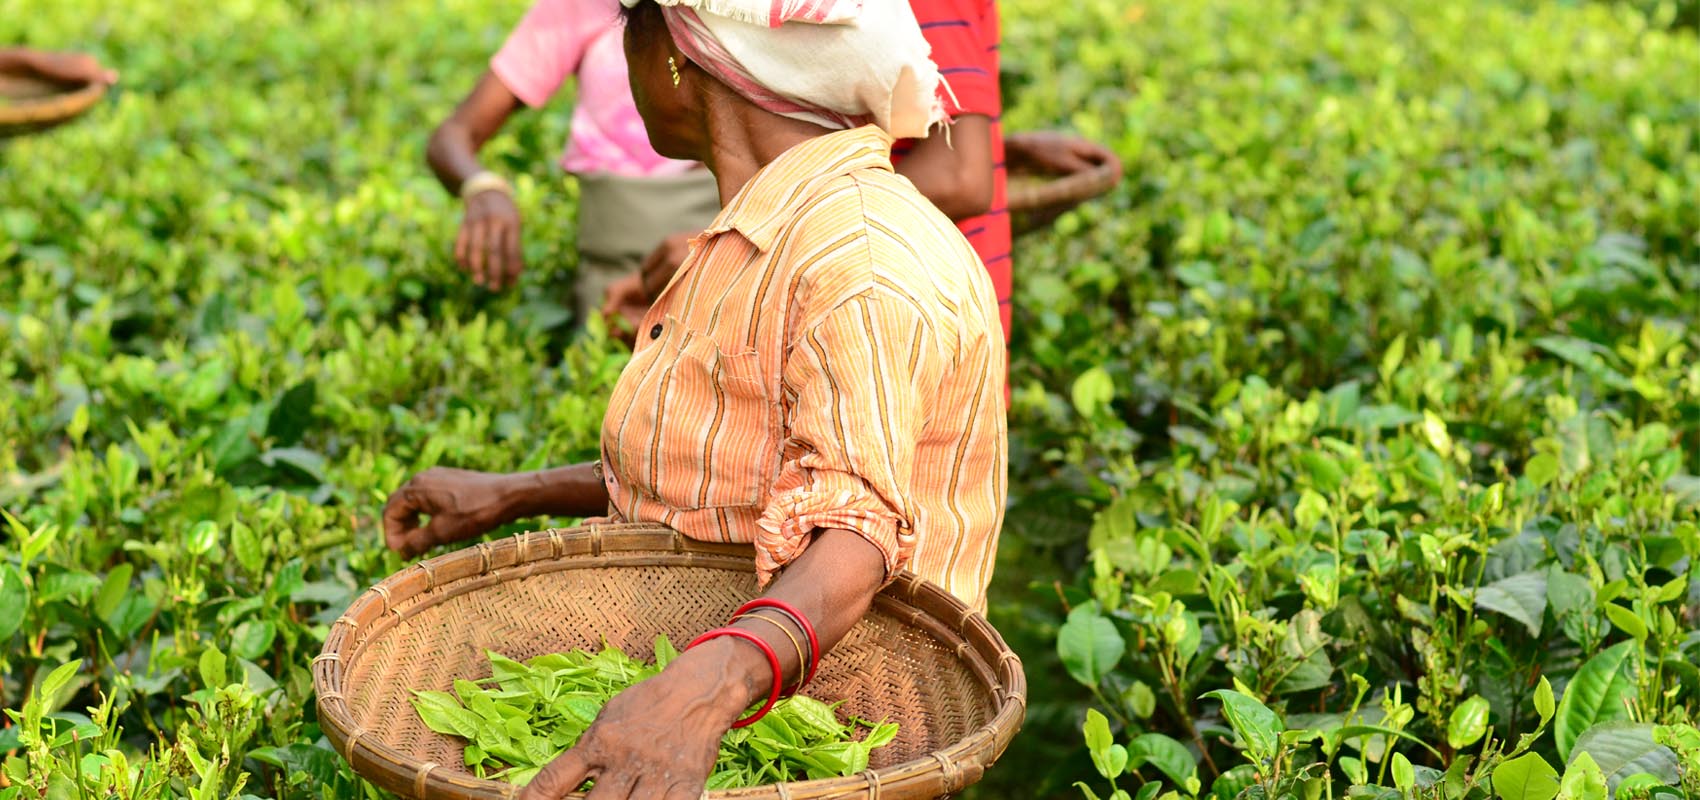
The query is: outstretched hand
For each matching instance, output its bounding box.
[1004,130,1118,176]
[382,467,520,558]
[639,231,696,302]
[456,190,524,291]
[600,274,648,347]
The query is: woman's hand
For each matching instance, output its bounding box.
[1003,130,1119,176]
[600,274,649,347]
[519,639,759,800]
[382,467,522,557]
[518,529,886,799]
[455,190,524,291]
[639,231,697,301]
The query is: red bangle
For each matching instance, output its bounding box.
[734,599,820,691]
[686,627,783,728]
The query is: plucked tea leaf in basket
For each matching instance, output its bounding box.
[409,635,897,789]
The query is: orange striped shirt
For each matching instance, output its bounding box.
[598,126,1008,609]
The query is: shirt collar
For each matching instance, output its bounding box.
[699,126,896,253]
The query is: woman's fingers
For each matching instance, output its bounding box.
[466,220,489,289]
[486,220,510,291]
[638,241,671,301]
[582,767,638,800]
[381,484,439,556]
[657,779,706,800]
[640,232,693,301]
[1071,139,1116,169]
[518,750,593,800]
[454,223,472,275]
[500,220,524,290]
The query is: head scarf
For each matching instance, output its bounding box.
[620,0,948,139]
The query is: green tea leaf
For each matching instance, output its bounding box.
[1493,752,1560,800]
[0,564,29,642]
[199,648,227,689]
[1555,642,1638,759]
[653,634,680,669]
[1534,677,1556,724]
[93,563,133,621]
[1449,695,1492,750]
[1058,605,1125,688]
[231,521,265,576]
[1558,751,1608,800]
[1128,732,1196,786]
[266,380,318,447]
[1392,752,1416,792]
[1072,366,1115,419]
[1084,708,1121,778]
[231,620,277,661]
[38,661,81,711]
[781,696,845,741]
[1211,765,1256,800]
[185,520,220,556]
[1124,681,1156,719]
[1568,722,1678,789]
[1475,570,1547,637]
[1525,454,1561,488]
[1203,690,1282,762]
[1547,570,1594,619]
[1602,604,1647,641]
[412,691,482,739]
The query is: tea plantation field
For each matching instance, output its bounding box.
[2,0,1698,798]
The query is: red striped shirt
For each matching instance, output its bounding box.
[897,0,1010,343]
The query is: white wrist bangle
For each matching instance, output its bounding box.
[459,171,513,200]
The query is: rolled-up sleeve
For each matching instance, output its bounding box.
[755,290,936,585]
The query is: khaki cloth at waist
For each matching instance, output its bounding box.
[575,168,722,263]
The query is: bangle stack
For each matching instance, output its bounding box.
[684,598,821,727]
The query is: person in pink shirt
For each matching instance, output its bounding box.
[426,0,720,326]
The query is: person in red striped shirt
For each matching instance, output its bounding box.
[892,0,1010,344]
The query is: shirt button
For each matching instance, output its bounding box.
[649,324,663,340]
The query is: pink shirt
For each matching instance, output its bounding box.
[491,0,698,177]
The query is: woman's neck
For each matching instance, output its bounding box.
[698,97,836,207]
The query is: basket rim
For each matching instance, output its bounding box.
[0,67,108,129]
[313,524,1026,800]
[1005,133,1122,213]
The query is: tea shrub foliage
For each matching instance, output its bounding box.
[1,0,1697,798]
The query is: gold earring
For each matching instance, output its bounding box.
[668,56,681,87]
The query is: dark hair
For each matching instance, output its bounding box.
[620,0,669,45]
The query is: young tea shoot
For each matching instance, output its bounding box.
[411,635,899,789]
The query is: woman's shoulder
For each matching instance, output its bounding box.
[780,171,996,335]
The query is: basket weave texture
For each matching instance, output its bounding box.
[314,524,1026,799]
[1005,133,1123,236]
[0,65,107,137]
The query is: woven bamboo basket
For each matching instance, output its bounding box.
[1005,133,1122,237]
[314,524,1026,799]
[0,62,107,137]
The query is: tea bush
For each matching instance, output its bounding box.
[993,0,1700,797]
[1,0,1697,798]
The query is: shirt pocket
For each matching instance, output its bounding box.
[611,317,775,511]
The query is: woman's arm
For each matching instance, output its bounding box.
[427,69,523,192]
[893,114,995,221]
[382,463,610,557]
[518,528,887,800]
[429,70,528,290]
